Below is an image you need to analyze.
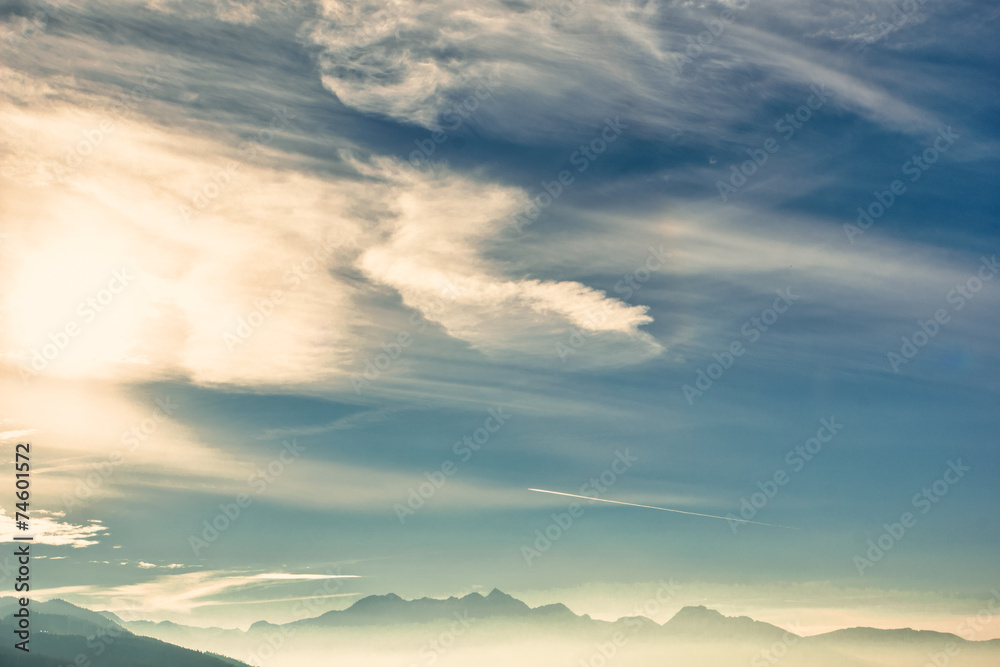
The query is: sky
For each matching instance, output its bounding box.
[0,0,999,639]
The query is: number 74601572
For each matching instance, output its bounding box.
[14,442,30,521]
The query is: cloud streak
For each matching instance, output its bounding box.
[0,509,107,547]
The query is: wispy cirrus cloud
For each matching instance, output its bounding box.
[0,73,662,391]
[304,0,949,143]
[32,569,362,619]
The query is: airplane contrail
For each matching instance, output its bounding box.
[527,488,798,529]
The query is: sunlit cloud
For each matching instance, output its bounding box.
[0,72,660,393]
[0,508,107,547]
[306,0,942,142]
[0,428,37,441]
[33,569,362,618]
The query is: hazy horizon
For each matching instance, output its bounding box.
[9,583,1000,641]
[6,591,1000,667]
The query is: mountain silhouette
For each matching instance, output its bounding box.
[5,593,999,667]
[97,589,1000,646]
[279,587,574,629]
[813,626,973,645]
[0,598,249,667]
[661,604,795,641]
[0,597,122,636]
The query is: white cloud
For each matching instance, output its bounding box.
[0,429,37,441]
[0,61,667,515]
[352,158,662,362]
[140,0,310,25]
[305,0,670,139]
[304,0,940,141]
[0,71,661,393]
[0,376,251,508]
[0,508,107,548]
[35,569,361,618]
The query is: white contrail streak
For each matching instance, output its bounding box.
[527,488,798,529]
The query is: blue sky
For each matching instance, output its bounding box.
[0,0,998,637]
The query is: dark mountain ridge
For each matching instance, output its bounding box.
[4,591,1000,657]
[661,604,794,642]
[0,599,250,667]
[276,587,583,630]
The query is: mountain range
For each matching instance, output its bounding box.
[0,598,249,667]
[3,591,999,667]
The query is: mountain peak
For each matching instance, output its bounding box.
[486,588,513,601]
[663,605,794,642]
[478,588,531,615]
[673,605,724,619]
[349,593,403,610]
[530,602,581,620]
